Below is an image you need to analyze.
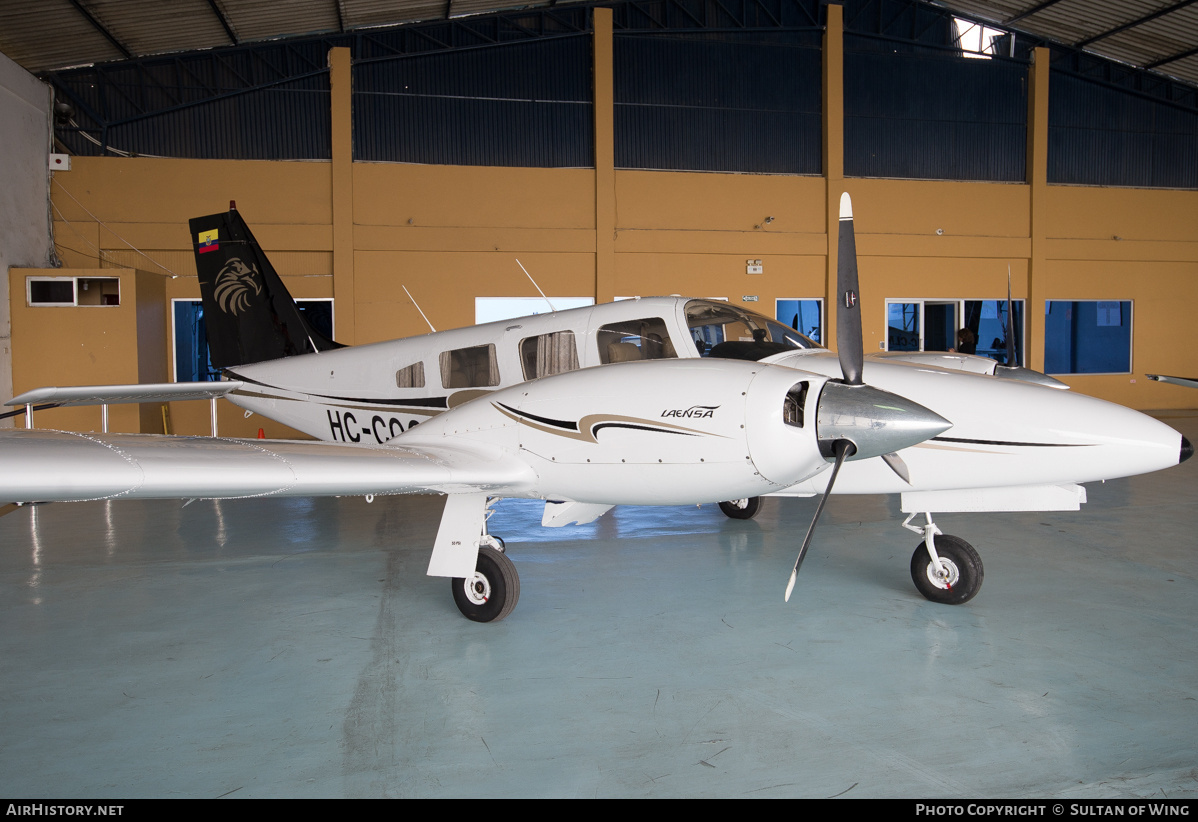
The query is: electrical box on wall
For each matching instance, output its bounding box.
[49,154,71,171]
[746,259,763,275]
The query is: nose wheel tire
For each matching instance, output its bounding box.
[910,535,983,605]
[451,544,521,622]
[719,497,761,520]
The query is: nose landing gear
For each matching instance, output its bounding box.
[903,513,984,605]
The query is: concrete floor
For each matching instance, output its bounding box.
[1,412,1196,799]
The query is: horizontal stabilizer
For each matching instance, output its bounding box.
[7,382,245,408]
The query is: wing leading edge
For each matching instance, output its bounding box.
[0,430,533,503]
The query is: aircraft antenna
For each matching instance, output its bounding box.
[402,285,437,333]
[515,259,558,313]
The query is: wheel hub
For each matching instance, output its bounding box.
[925,557,960,590]
[463,572,491,605]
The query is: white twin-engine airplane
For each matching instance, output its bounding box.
[2,194,1190,622]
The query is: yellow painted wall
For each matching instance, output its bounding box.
[9,267,167,433]
[15,19,1197,433]
[35,157,1198,428]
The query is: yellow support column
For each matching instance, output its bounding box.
[823,4,845,347]
[1026,46,1051,371]
[329,46,357,344]
[593,7,616,304]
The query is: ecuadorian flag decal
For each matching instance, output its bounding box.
[197,229,219,254]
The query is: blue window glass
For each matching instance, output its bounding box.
[1044,300,1132,374]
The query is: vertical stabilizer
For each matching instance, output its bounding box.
[188,205,342,368]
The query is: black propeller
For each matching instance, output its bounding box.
[993,268,1069,388]
[785,439,853,601]
[1005,268,1019,368]
[785,193,950,602]
[836,193,864,387]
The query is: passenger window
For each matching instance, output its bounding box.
[440,345,500,388]
[520,331,580,380]
[395,361,425,388]
[597,318,676,364]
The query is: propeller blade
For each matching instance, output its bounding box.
[785,439,854,602]
[1005,267,1018,368]
[837,192,864,386]
[881,452,911,484]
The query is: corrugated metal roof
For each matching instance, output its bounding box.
[944,0,1198,88]
[0,0,1195,90]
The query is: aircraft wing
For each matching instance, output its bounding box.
[6,382,246,407]
[0,429,534,503]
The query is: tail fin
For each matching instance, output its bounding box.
[188,203,342,368]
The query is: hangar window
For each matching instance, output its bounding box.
[775,299,823,345]
[395,362,426,389]
[27,276,120,307]
[886,299,1024,363]
[597,318,676,363]
[520,331,580,380]
[475,297,594,325]
[172,298,334,382]
[440,345,500,388]
[1044,301,1132,375]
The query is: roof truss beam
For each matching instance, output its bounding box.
[1074,0,1198,49]
[67,0,132,60]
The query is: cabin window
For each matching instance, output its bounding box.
[395,362,426,388]
[27,276,120,306]
[597,318,676,364]
[685,300,817,360]
[1044,300,1132,374]
[440,345,500,388]
[520,331,580,380]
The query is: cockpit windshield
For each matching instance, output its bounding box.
[684,300,821,361]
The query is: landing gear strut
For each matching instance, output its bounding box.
[719,497,761,520]
[903,513,984,605]
[450,498,519,623]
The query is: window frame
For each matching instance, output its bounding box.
[1043,299,1134,376]
[26,276,121,307]
[884,297,1025,361]
[774,298,824,346]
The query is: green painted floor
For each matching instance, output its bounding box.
[1,412,1196,798]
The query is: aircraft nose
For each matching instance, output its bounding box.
[1182,435,1193,464]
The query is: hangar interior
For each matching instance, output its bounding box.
[0,0,1196,799]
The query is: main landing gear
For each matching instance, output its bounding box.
[450,502,520,623]
[903,513,984,605]
[719,497,761,520]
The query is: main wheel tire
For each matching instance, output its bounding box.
[719,497,761,520]
[910,535,983,605]
[451,544,521,622]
